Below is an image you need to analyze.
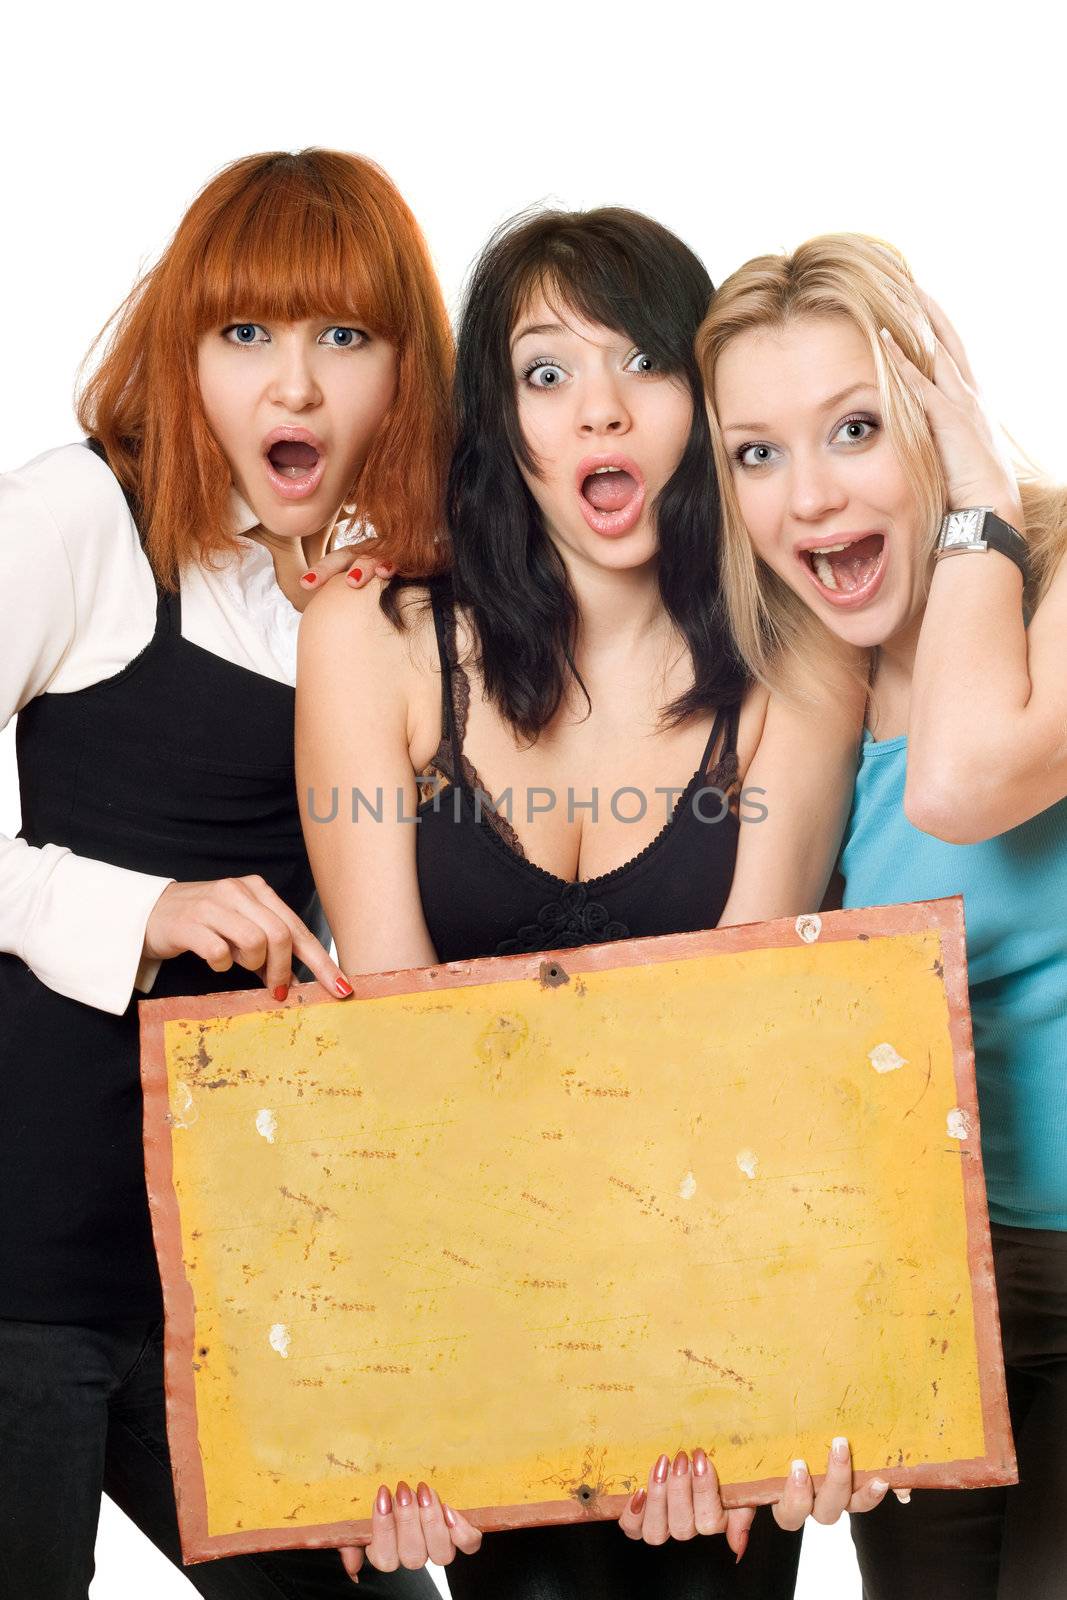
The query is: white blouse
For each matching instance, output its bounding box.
[0,442,328,1015]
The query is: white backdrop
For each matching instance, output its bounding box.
[3,2,1061,1594]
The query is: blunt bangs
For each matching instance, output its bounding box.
[181,154,408,340]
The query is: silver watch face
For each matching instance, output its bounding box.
[942,508,988,547]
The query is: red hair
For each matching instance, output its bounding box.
[77,150,454,586]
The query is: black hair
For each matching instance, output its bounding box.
[390,206,747,738]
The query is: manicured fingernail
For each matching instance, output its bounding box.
[630,1487,646,1514]
[396,1481,413,1508]
[381,564,396,575]
[672,1450,689,1476]
[832,1436,850,1463]
[894,1488,912,1504]
[870,1478,888,1495]
[416,1482,433,1508]
[272,984,289,1002]
[735,1529,749,1564]
[653,1452,670,1484]
[443,1504,457,1528]
[880,327,893,344]
[693,1448,708,1478]
[347,567,363,583]
[791,1459,808,1482]
[375,1485,392,1515]
[301,571,317,585]
[335,976,354,997]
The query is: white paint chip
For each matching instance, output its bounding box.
[868,1043,907,1075]
[269,1323,292,1359]
[679,1172,697,1200]
[736,1149,759,1180]
[256,1109,278,1144]
[946,1108,971,1140]
[795,913,822,944]
[170,1082,198,1129]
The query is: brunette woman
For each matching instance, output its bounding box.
[0,149,459,1598]
[700,234,1067,1600]
[298,207,889,1599]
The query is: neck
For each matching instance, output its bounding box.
[248,523,333,610]
[869,607,924,729]
[562,549,669,664]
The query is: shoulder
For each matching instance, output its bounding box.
[298,579,440,688]
[1,441,143,570]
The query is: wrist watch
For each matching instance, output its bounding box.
[935,507,1030,585]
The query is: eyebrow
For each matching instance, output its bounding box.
[720,381,878,435]
[510,321,568,348]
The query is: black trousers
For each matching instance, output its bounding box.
[851,1222,1067,1600]
[444,1510,802,1600]
[0,1316,436,1600]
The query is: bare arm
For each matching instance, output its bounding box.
[880,292,1067,841]
[906,549,1067,842]
[718,661,865,928]
[296,582,438,976]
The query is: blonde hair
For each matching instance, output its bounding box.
[696,233,1067,691]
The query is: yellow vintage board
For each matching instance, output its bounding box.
[140,899,1015,1563]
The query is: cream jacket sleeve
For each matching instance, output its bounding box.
[0,445,173,1014]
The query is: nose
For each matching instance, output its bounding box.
[576,369,631,438]
[266,335,322,413]
[787,448,848,523]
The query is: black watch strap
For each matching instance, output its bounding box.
[937,508,1031,585]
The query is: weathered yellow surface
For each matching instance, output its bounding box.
[163,932,983,1536]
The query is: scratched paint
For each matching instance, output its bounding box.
[255,1109,278,1144]
[868,1043,907,1075]
[159,928,987,1541]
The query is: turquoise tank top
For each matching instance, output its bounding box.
[840,730,1067,1229]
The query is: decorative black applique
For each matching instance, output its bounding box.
[496,881,630,956]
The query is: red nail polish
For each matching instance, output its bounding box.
[302,571,317,584]
[375,1485,392,1515]
[272,984,289,1002]
[347,567,363,582]
[335,976,354,997]
[653,1453,670,1484]
[693,1449,708,1478]
[443,1504,457,1529]
[396,1481,413,1508]
[416,1481,433,1509]
[630,1487,647,1515]
[735,1529,749,1565]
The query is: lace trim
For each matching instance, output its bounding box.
[430,600,741,873]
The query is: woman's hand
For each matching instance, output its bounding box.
[770,1439,889,1530]
[299,543,395,595]
[618,1440,890,1557]
[339,1482,482,1580]
[144,876,354,1000]
[617,1449,757,1561]
[880,291,1023,529]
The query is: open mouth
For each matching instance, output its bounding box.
[576,456,647,537]
[262,431,327,501]
[800,533,887,605]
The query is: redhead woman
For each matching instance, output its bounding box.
[0,148,456,1598]
[298,206,891,1600]
[700,235,1067,1600]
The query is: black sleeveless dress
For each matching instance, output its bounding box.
[415,586,802,1600]
[0,443,327,1321]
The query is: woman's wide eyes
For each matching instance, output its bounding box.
[737,443,781,468]
[525,361,567,388]
[625,352,656,374]
[224,323,269,345]
[833,417,877,444]
[319,326,366,348]
[221,324,366,348]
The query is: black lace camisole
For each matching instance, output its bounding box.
[415,588,741,963]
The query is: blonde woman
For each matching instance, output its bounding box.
[697,235,1067,1600]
